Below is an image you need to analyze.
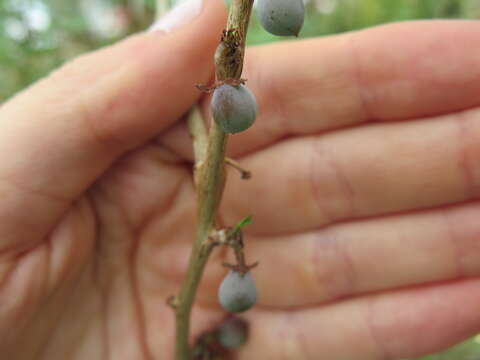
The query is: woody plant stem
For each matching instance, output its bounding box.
[170,1,255,359]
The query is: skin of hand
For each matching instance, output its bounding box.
[1,0,480,358]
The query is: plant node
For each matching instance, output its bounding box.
[167,295,180,309]
[195,78,247,93]
[222,261,259,275]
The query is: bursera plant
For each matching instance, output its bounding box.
[166,1,305,359]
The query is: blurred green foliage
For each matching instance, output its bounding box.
[0,0,156,101]
[421,337,480,360]
[0,1,479,357]
[249,0,477,44]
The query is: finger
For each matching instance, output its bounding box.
[227,20,480,156]
[0,0,226,251]
[239,278,480,360]
[221,107,480,234]
[159,20,480,161]
[234,201,480,308]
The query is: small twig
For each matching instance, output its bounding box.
[225,158,251,180]
[223,229,258,274]
[174,1,255,359]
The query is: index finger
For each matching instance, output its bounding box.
[0,0,226,252]
[227,20,480,155]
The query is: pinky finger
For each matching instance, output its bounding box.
[238,278,480,360]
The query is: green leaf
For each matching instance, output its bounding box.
[231,216,252,235]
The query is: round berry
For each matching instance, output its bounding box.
[211,84,257,134]
[218,270,257,313]
[217,317,248,349]
[257,0,305,37]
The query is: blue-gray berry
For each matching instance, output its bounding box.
[217,317,248,349]
[257,0,305,37]
[211,84,257,134]
[218,270,257,313]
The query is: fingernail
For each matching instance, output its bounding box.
[148,0,205,33]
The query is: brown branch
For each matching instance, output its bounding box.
[174,1,255,359]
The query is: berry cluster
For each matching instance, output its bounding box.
[215,0,305,315]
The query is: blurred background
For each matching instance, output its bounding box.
[1,0,480,358]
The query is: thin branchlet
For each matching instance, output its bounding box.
[174,1,255,359]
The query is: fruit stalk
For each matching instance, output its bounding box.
[174,1,255,359]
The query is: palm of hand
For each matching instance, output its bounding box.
[0,143,198,359]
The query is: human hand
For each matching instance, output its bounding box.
[1,0,480,358]
[0,0,227,358]
[210,19,480,360]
